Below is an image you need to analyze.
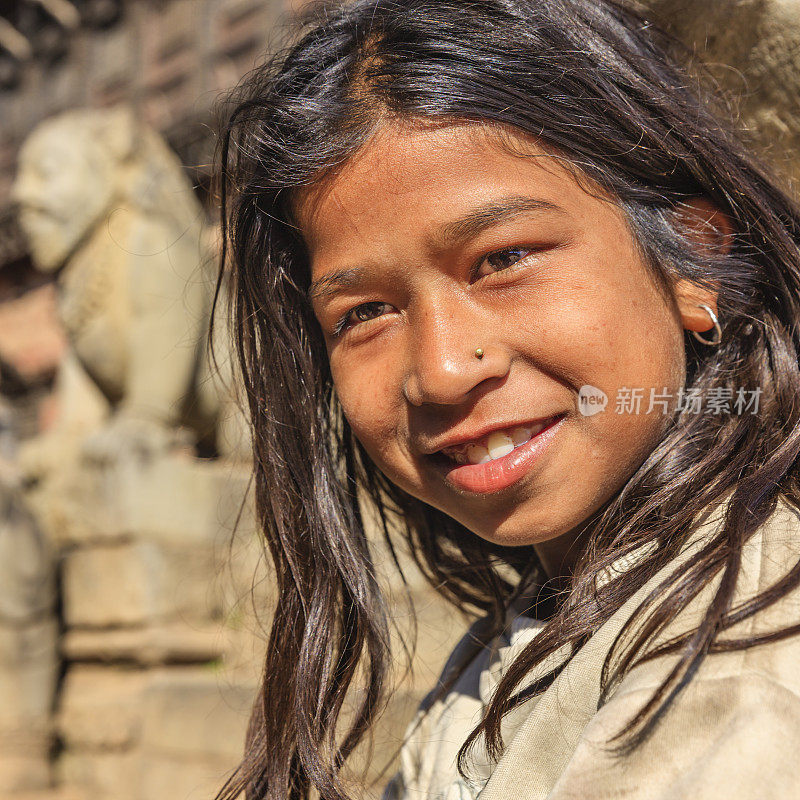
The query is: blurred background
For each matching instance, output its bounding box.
[0,1,797,799]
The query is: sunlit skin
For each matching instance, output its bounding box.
[295,121,723,583]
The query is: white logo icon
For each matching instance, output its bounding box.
[578,384,608,416]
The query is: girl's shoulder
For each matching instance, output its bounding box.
[383,492,800,800]
[614,491,800,696]
[384,610,548,800]
[492,493,800,800]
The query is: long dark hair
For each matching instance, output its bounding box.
[211,1,800,798]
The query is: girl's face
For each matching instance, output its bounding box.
[296,122,717,573]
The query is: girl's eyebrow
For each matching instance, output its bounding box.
[307,195,568,301]
[308,267,365,301]
[433,195,568,250]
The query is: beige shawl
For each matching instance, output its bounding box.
[383,493,800,799]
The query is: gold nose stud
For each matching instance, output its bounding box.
[475,348,484,359]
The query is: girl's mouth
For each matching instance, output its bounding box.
[428,413,567,494]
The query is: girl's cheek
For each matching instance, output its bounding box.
[332,361,397,441]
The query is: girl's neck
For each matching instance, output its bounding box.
[520,498,616,620]
[533,499,610,584]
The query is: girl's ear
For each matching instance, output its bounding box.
[674,278,719,335]
[674,197,734,256]
[672,197,733,335]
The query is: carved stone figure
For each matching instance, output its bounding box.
[11,106,247,487]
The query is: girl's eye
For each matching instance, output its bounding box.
[473,247,533,280]
[333,301,392,337]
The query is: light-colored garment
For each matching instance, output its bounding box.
[383,493,800,799]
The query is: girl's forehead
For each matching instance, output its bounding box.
[292,120,590,240]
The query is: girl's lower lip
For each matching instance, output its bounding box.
[433,414,566,495]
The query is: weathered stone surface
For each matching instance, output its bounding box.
[53,454,255,546]
[55,667,257,800]
[0,752,52,796]
[140,668,256,762]
[137,755,240,800]
[0,711,53,794]
[58,667,147,751]
[643,0,800,191]
[0,422,58,796]
[56,751,140,800]
[395,586,470,693]
[0,491,55,623]
[0,489,58,795]
[0,621,58,724]
[62,540,224,628]
[61,624,234,666]
[368,509,472,693]
[60,522,267,637]
[13,107,250,557]
[12,104,247,471]
[136,668,257,800]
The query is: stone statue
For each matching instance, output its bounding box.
[11,106,247,487]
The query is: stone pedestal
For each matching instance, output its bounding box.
[56,667,257,800]
[0,487,58,797]
[49,451,267,800]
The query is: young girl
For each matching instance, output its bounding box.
[213,1,800,798]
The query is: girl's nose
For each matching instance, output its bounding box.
[402,304,511,407]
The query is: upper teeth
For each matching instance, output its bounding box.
[441,420,551,466]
